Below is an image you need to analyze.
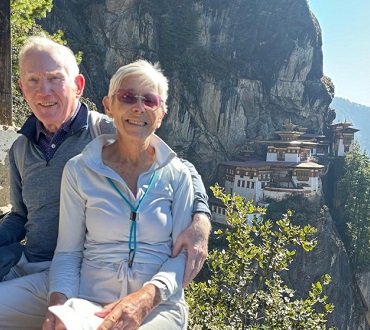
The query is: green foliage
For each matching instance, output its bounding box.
[187,184,334,329]
[10,0,53,27]
[265,194,321,224]
[338,142,370,272]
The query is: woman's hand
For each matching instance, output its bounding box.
[96,284,161,330]
[43,311,65,330]
[42,292,68,330]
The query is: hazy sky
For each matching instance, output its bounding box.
[307,0,370,107]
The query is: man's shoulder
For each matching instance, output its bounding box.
[10,134,28,153]
[88,111,116,137]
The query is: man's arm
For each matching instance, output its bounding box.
[0,144,28,247]
[0,212,27,247]
[173,159,212,287]
[180,159,211,217]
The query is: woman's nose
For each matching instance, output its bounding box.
[131,97,146,113]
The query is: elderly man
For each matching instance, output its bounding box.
[0,36,211,329]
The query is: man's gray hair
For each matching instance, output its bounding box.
[19,36,80,79]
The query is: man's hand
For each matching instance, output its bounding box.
[96,284,160,330]
[172,212,211,288]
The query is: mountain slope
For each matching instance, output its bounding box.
[331,97,370,152]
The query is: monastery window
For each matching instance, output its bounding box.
[247,181,250,188]
[344,145,350,152]
[251,182,255,189]
[237,180,241,187]
[344,137,352,144]
[241,180,245,188]
[277,151,285,161]
[297,171,309,181]
[261,182,266,189]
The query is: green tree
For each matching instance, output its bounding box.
[265,194,321,224]
[338,142,370,272]
[187,184,334,329]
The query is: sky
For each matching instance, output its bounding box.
[307,0,370,107]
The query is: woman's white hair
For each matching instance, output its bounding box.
[108,60,169,112]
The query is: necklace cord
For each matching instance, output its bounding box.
[106,171,157,267]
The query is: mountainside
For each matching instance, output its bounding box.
[39,0,334,187]
[37,1,370,328]
[332,97,370,152]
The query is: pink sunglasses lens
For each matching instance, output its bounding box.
[116,90,161,109]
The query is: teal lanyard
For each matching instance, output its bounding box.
[107,170,157,268]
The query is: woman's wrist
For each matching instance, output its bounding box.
[48,292,68,306]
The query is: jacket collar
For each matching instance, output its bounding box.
[18,102,90,143]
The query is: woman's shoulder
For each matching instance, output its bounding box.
[65,153,85,171]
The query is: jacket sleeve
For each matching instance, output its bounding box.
[147,163,194,300]
[0,141,27,247]
[97,112,117,135]
[49,159,85,299]
[180,158,211,218]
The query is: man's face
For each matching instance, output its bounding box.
[19,48,84,134]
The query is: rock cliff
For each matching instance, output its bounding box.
[38,1,368,328]
[40,0,334,186]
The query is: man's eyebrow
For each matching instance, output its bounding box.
[23,70,65,77]
[45,70,65,76]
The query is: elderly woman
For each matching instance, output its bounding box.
[44,60,193,330]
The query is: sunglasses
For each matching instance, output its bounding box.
[115,89,162,111]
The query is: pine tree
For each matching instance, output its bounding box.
[339,142,370,271]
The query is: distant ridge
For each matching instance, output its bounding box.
[331,97,370,152]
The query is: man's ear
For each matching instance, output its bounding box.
[102,96,112,117]
[75,74,85,97]
[18,79,25,98]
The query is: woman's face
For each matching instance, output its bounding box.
[103,75,165,142]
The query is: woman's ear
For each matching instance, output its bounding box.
[156,109,166,128]
[102,96,112,117]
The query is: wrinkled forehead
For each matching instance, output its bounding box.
[20,48,72,78]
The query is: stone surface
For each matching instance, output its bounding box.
[0,125,19,208]
[39,0,334,187]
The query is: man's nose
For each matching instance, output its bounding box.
[37,78,52,94]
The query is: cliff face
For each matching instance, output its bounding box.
[38,1,368,328]
[286,208,368,329]
[40,0,333,186]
